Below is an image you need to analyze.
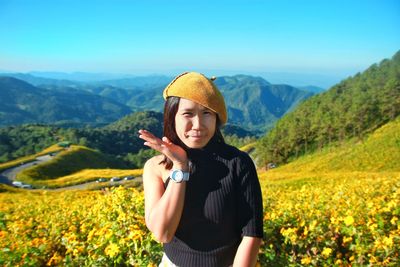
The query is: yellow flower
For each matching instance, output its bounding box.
[105,243,120,258]
[335,259,343,265]
[343,236,352,244]
[303,226,308,237]
[87,229,97,241]
[46,252,63,266]
[301,256,312,265]
[390,216,398,225]
[344,215,354,226]
[369,223,377,232]
[382,236,393,248]
[0,231,7,238]
[321,247,332,258]
[309,220,317,231]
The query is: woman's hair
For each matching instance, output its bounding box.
[160,96,225,170]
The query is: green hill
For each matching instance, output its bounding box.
[256,50,400,166]
[16,145,126,184]
[215,75,313,132]
[0,111,163,167]
[271,116,400,173]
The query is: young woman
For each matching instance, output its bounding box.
[138,72,263,267]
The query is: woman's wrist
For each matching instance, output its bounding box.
[172,161,189,171]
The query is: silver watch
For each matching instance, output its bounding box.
[170,169,190,183]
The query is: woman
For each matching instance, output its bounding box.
[138,72,263,267]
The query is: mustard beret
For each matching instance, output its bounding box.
[163,72,228,124]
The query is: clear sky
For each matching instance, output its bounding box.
[0,0,399,79]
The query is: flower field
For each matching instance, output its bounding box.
[1,171,399,266]
[0,187,162,266]
[259,171,400,266]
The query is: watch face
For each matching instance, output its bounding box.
[172,170,183,182]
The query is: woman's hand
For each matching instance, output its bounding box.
[138,129,188,168]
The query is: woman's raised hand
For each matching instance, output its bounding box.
[138,129,188,168]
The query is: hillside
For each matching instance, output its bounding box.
[268,116,400,173]
[0,111,163,167]
[215,75,313,132]
[0,77,132,126]
[16,145,126,184]
[256,50,400,166]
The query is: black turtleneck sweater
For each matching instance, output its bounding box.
[163,139,263,267]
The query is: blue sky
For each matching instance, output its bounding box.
[0,0,399,81]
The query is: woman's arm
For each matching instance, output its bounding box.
[139,129,188,243]
[233,236,262,267]
[143,158,187,243]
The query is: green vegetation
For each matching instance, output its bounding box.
[0,110,258,169]
[257,50,400,166]
[272,116,400,173]
[0,183,24,193]
[0,144,64,172]
[1,52,400,266]
[216,75,313,132]
[16,145,126,184]
[0,111,163,168]
[27,168,143,189]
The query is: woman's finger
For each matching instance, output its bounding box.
[143,141,165,153]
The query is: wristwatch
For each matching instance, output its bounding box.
[170,169,190,183]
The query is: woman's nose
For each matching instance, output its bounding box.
[191,115,201,129]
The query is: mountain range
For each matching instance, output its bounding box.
[0,73,316,132]
[0,77,132,126]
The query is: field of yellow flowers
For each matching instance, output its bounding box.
[0,187,162,266]
[1,170,398,266]
[259,171,400,266]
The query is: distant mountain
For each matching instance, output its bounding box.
[29,71,134,82]
[256,50,400,166]
[0,73,314,133]
[94,75,171,90]
[0,72,171,91]
[112,75,314,133]
[0,77,132,126]
[214,75,314,132]
[0,73,83,87]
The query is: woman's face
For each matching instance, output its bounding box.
[175,98,217,149]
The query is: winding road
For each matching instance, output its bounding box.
[0,155,53,186]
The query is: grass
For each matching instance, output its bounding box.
[36,169,143,189]
[270,116,400,173]
[0,144,64,172]
[16,145,127,185]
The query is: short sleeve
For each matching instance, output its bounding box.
[235,152,263,238]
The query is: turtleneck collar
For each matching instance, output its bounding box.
[186,136,223,159]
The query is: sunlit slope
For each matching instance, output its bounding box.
[41,169,143,188]
[269,116,400,174]
[0,144,64,172]
[16,145,126,184]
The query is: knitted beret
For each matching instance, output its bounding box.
[163,72,228,124]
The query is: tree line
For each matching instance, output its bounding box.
[256,50,400,166]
